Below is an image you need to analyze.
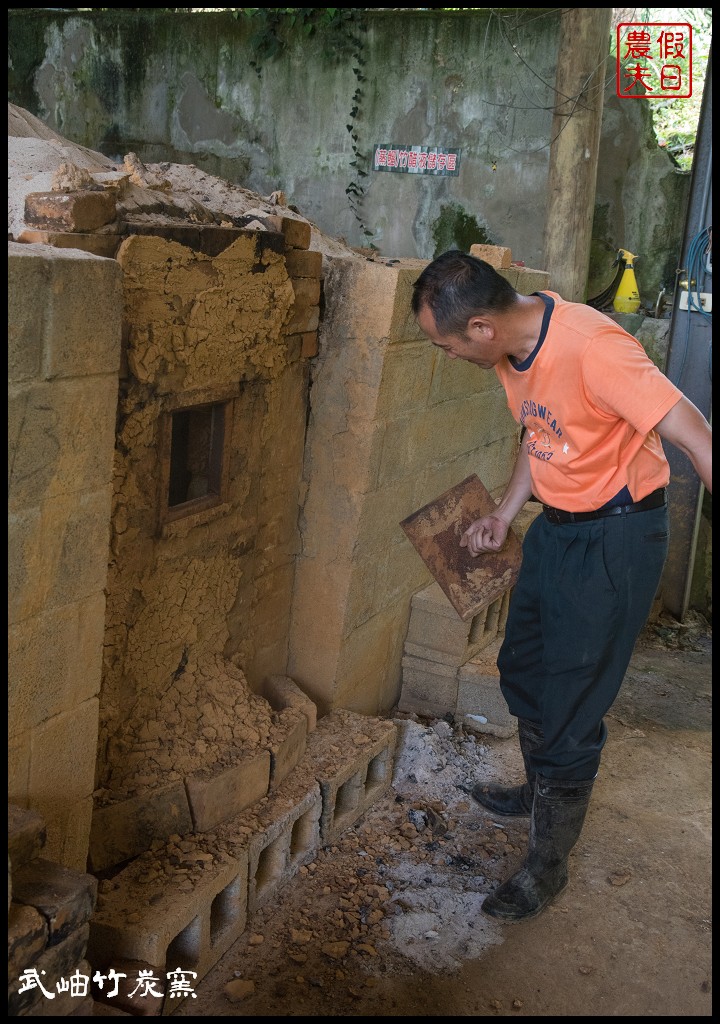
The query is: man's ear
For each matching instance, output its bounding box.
[467,315,493,338]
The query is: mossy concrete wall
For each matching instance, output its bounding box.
[7,8,690,305]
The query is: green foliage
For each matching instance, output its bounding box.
[235,8,361,72]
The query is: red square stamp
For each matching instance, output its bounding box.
[616,22,693,99]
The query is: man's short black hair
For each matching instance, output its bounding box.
[411,249,518,335]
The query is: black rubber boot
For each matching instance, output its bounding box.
[481,774,595,922]
[471,718,544,816]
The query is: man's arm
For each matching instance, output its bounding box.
[461,446,533,555]
[654,395,712,494]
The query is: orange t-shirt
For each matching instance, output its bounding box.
[494,292,682,511]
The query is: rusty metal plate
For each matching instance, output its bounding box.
[400,474,523,621]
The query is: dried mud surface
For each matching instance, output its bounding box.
[171,616,712,1018]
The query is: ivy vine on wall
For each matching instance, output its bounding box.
[235,7,375,246]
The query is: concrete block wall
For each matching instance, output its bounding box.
[288,255,546,719]
[8,805,97,1016]
[397,499,543,734]
[81,709,397,1015]
[8,242,123,871]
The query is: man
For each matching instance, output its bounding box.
[411,250,712,923]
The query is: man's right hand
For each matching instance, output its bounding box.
[460,515,511,556]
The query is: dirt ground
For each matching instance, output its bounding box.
[171,613,712,1018]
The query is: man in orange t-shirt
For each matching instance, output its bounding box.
[411,250,712,923]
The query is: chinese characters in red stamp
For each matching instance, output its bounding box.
[616,22,692,99]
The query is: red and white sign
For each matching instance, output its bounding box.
[616,22,692,99]
[373,145,461,176]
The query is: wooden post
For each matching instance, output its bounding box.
[543,8,612,301]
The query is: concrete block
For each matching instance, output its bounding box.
[90,958,166,1016]
[42,795,95,875]
[409,580,463,619]
[228,774,322,915]
[403,639,459,667]
[397,656,459,718]
[88,783,194,873]
[87,844,248,986]
[469,243,512,269]
[406,582,511,665]
[24,191,117,232]
[457,641,517,737]
[405,606,470,659]
[9,489,114,622]
[184,750,271,831]
[8,804,47,870]
[303,710,397,843]
[11,858,97,947]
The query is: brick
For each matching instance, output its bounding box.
[284,248,322,278]
[8,804,47,870]
[8,902,49,978]
[8,243,49,381]
[185,750,271,831]
[87,783,193,873]
[24,191,117,232]
[42,248,123,380]
[8,377,119,512]
[17,230,122,259]
[290,276,321,307]
[300,331,319,358]
[263,673,318,732]
[266,706,308,792]
[11,858,97,946]
[469,243,512,269]
[285,298,320,335]
[8,925,90,1015]
[515,266,551,295]
[263,216,312,249]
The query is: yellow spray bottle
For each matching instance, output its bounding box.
[612,249,641,313]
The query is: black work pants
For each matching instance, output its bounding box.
[497,504,669,780]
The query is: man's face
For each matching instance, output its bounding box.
[416,304,498,369]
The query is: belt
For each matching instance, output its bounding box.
[542,487,667,524]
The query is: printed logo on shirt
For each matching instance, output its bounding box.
[520,400,568,462]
